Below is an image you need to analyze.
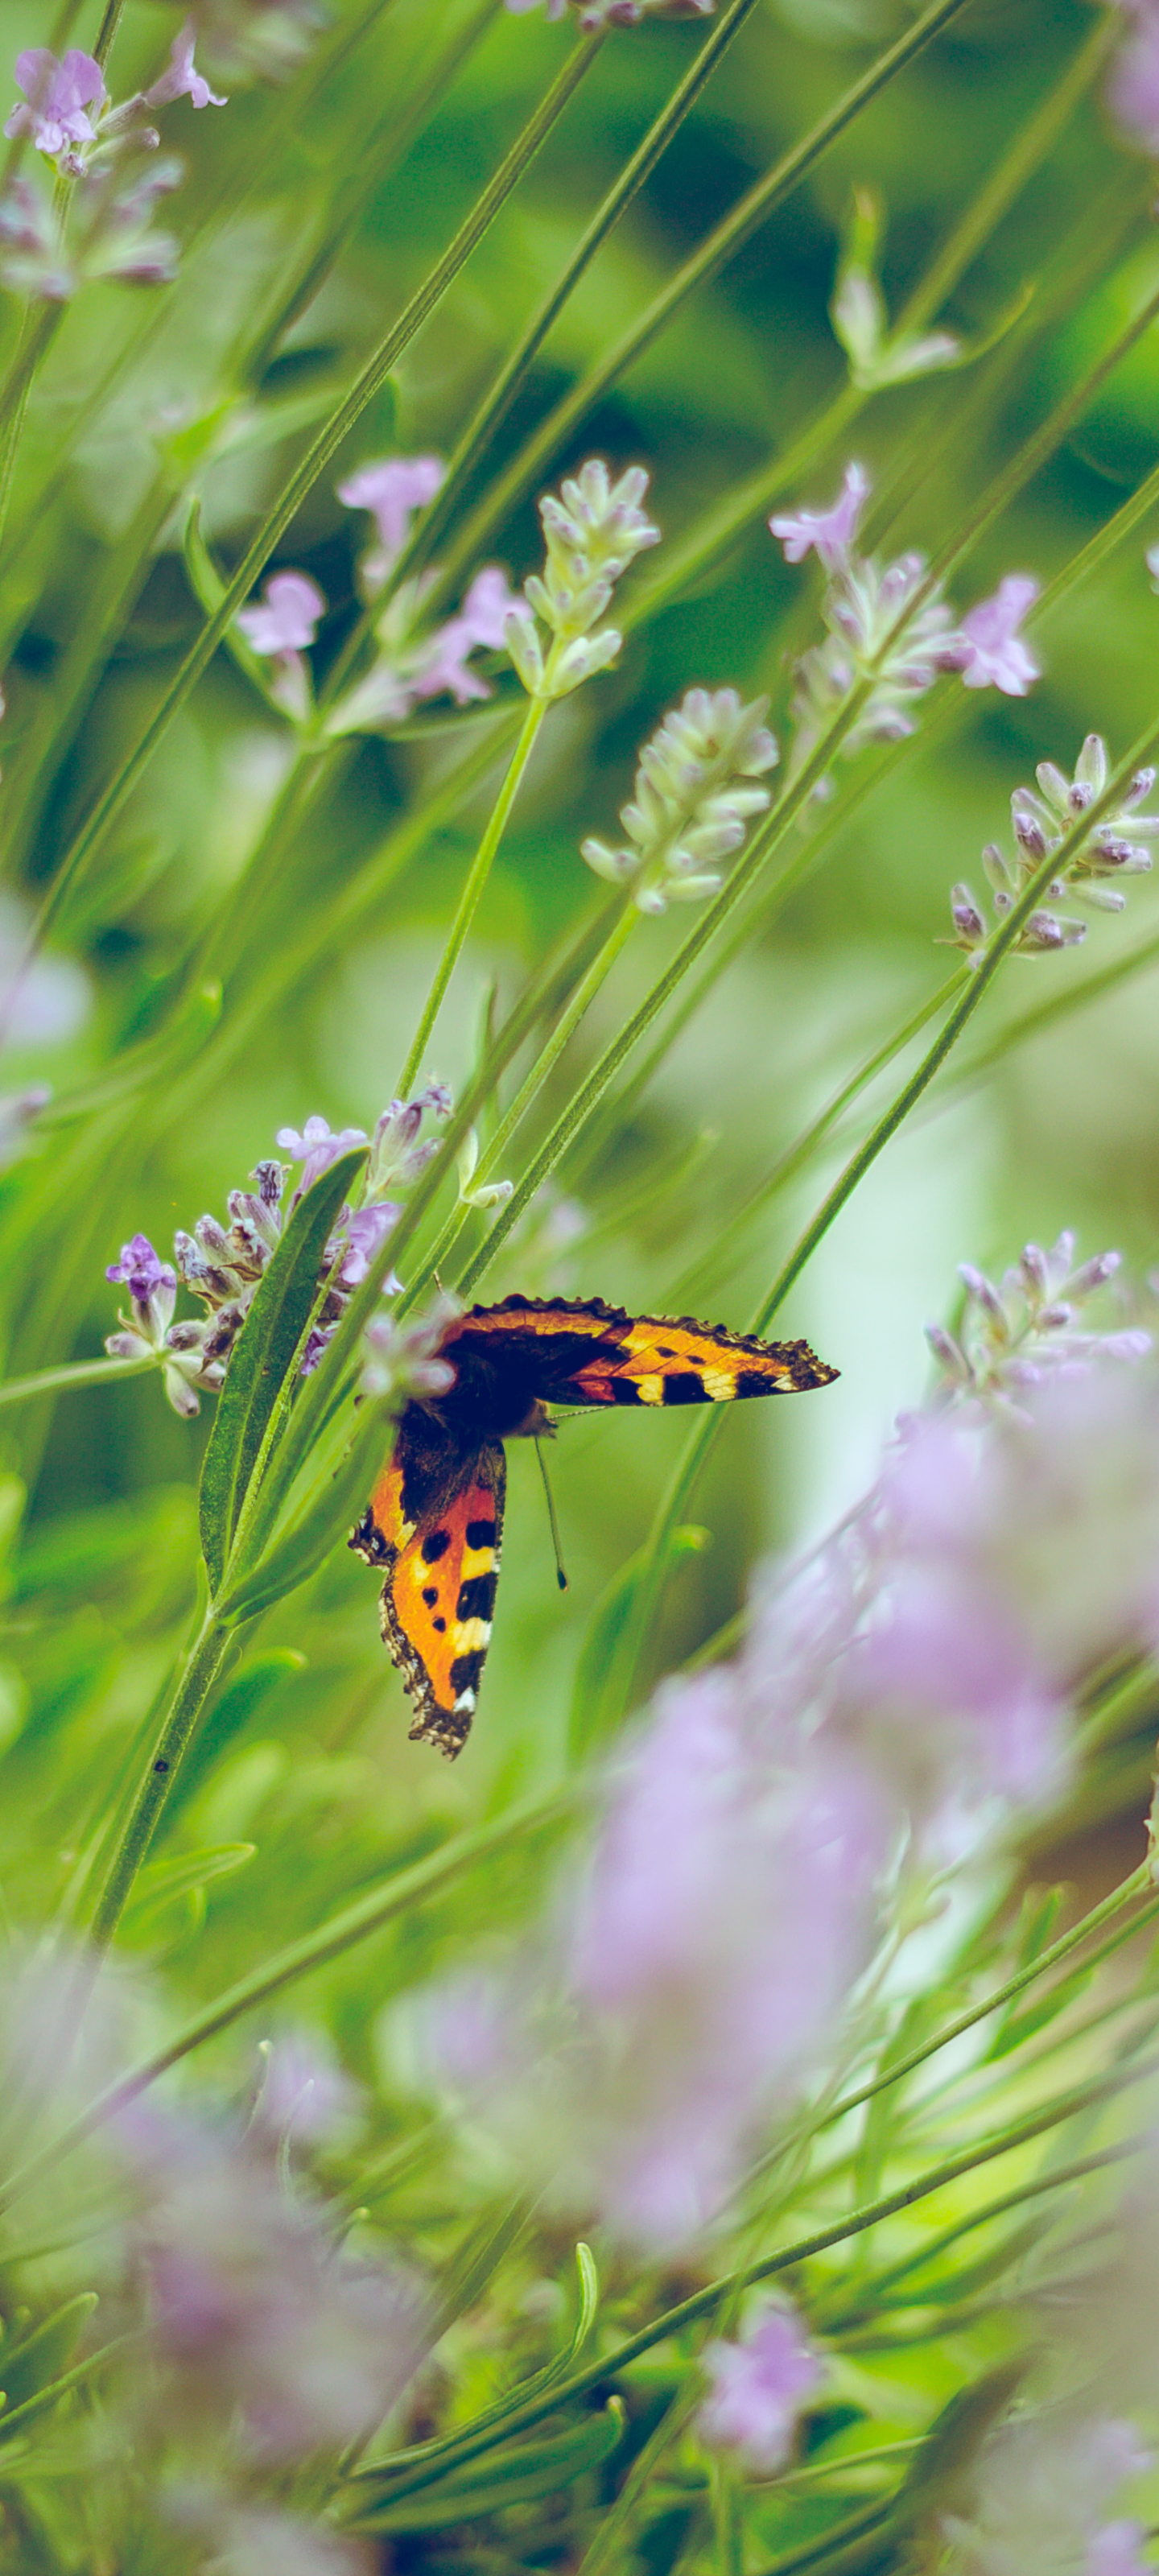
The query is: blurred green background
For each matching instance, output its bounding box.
[2,0,1158,1930]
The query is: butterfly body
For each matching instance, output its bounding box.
[350,1294,837,1757]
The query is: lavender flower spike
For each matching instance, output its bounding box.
[955,574,1041,696]
[146,24,228,110]
[699,2301,823,2472]
[5,49,105,157]
[770,461,869,569]
[237,572,324,656]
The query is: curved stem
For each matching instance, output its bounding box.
[0,1354,159,1410]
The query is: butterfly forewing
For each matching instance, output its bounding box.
[353,1294,837,1754]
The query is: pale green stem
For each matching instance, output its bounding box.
[422,900,639,1298]
[713,2463,745,2576]
[432,0,975,597]
[395,696,549,1100]
[0,1355,159,1410]
[91,0,126,65]
[20,31,604,959]
[575,2390,701,2576]
[0,1789,576,2216]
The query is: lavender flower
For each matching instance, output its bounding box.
[106,1233,178,1310]
[699,2301,823,2472]
[581,687,777,911]
[275,1113,369,1192]
[505,459,659,700]
[4,49,105,160]
[146,25,227,109]
[954,575,1041,694]
[950,733,1157,957]
[925,1232,1150,1407]
[769,461,869,568]
[326,559,522,733]
[237,571,323,655]
[125,2100,427,2462]
[337,453,446,588]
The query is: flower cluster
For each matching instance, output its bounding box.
[770,464,1040,785]
[948,733,1157,960]
[0,29,225,300]
[925,1232,1150,1411]
[237,457,523,733]
[581,687,777,911]
[105,1092,449,1413]
[505,458,660,700]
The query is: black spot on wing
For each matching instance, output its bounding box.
[422,1584,438,1607]
[610,1377,644,1406]
[450,1649,485,1700]
[662,1372,706,1405]
[456,1573,497,1624]
[433,1616,447,1633]
[422,1528,452,1563]
[736,1368,775,1398]
[465,1518,497,1551]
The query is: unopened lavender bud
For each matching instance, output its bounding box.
[1126,766,1157,807]
[950,883,986,943]
[959,1262,1008,1332]
[550,629,622,693]
[1013,807,1049,859]
[1037,1302,1074,1330]
[924,1321,970,1382]
[581,836,635,884]
[504,604,543,695]
[1021,910,1086,951]
[1019,1244,1050,1302]
[1067,1249,1121,1298]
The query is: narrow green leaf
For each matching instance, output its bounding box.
[0,2297,97,2413]
[353,2401,625,2532]
[431,2193,538,2341]
[214,1397,390,1623]
[121,1843,257,1930]
[198,1146,366,1596]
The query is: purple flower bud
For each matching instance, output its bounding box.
[959,1263,1008,1332]
[950,883,986,944]
[1068,1250,1122,1298]
[699,2301,823,2472]
[106,1233,177,1302]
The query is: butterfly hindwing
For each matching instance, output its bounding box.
[351,1431,505,1759]
[447,1294,838,1410]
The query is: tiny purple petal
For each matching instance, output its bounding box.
[957,575,1041,696]
[769,462,869,569]
[107,1233,177,1301]
[336,455,445,561]
[146,23,227,109]
[699,2302,823,2472]
[6,47,105,155]
[337,1201,399,1286]
[237,571,325,656]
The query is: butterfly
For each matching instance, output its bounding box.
[349,1294,838,1758]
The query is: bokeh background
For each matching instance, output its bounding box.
[2,0,1157,1951]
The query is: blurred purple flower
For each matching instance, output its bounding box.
[250,2036,360,2149]
[954,575,1041,695]
[1088,2525,1152,2576]
[335,1200,399,1289]
[410,566,525,706]
[5,48,104,155]
[337,455,445,569]
[1107,5,1159,152]
[275,1113,368,1191]
[770,461,869,568]
[147,23,228,109]
[237,571,324,656]
[129,2109,427,2461]
[699,2300,823,2472]
[942,2409,1150,2576]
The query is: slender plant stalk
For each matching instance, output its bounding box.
[0,1355,158,1410]
[395,696,549,1098]
[85,1612,233,1955]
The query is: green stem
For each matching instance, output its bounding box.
[85,1612,232,1955]
[0,1788,576,2215]
[433,0,974,594]
[395,696,548,1099]
[0,1355,159,1410]
[576,2388,700,2576]
[91,0,126,66]
[22,30,604,958]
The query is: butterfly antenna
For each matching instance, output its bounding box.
[534,1438,569,1591]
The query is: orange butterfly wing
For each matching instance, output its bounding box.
[350,1438,505,1759]
[448,1294,838,1409]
